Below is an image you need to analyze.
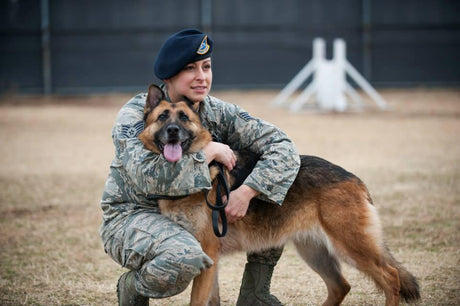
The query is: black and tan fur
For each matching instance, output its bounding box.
[139,84,420,306]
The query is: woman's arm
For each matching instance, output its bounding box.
[220,102,301,205]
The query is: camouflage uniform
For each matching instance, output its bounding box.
[99,89,300,298]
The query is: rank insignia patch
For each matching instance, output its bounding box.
[239,112,255,121]
[121,121,144,138]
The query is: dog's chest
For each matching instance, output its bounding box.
[158,196,210,235]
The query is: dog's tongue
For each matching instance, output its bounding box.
[164,143,182,163]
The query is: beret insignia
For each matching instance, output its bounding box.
[121,120,144,138]
[197,36,210,55]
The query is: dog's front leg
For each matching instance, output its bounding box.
[191,262,219,306]
[209,270,220,305]
[190,238,220,306]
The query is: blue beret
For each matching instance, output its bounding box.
[154,28,213,79]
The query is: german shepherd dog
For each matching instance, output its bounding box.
[139,85,420,306]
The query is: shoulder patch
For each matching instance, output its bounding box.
[121,121,144,138]
[239,112,255,121]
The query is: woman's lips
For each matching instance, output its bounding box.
[191,86,207,93]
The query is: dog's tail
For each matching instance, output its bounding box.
[383,246,421,303]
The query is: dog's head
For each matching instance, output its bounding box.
[139,84,212,162]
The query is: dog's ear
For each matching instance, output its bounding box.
[145,84,165,115]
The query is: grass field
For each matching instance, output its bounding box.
[0,88,459,305]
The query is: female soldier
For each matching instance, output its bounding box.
[99,28,300,305]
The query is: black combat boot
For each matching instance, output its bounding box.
[117,271,149,306]
[236,262,283,306]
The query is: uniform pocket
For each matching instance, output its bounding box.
[103,234,124,267]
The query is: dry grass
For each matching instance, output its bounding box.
[0,88,459,305]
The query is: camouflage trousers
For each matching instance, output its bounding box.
[101,208,213,298]
[101,208,284,298]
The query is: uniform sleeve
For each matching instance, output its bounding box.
[112,95,212,197]
[222,103,300,205]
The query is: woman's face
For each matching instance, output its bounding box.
[164,58,213,105]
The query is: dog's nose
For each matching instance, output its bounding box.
[167,124,180,136]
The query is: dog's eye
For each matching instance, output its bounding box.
[179,111,189,122]
[157,111,169,122]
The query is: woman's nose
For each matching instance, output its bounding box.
[195,68,205,80]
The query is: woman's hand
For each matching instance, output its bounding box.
[225,185,259,223]
[203,142,258,223]
[203,141,237,170]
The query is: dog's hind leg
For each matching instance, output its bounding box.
[337,244,402,306]
[294,233,350,306]
[321,197,403,306]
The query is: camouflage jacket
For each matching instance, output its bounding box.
[100,91,300,224]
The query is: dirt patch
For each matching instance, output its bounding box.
[0,88,459,305]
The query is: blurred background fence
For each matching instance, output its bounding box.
[1,0,459,95]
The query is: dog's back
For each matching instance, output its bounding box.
[221,154,419,305]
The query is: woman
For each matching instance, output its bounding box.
[99,28,300,305]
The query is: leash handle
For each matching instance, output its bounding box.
[205,163,230,237]
[211,209,227,238]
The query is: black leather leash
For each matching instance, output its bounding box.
[205,162,230,237]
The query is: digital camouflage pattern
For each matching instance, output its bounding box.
[104,210,213,298]
[247,247,284,266]
[197,93,300,205]
[99,89,300,297]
